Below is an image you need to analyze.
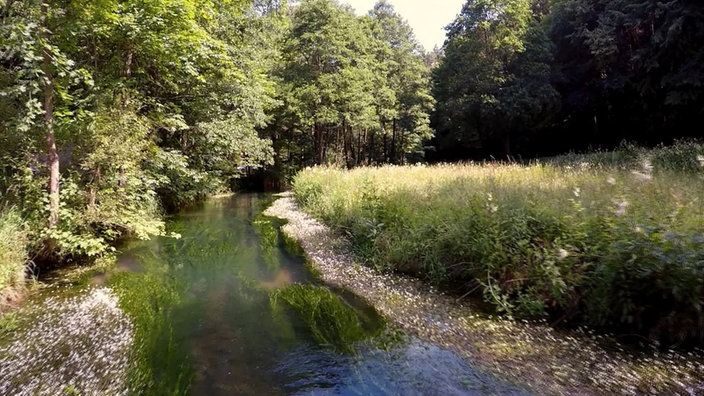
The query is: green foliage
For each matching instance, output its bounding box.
[545,0,704,146]
[294,143,704,346]
[1,0,278,262]
[0,210,28,293]
[269,0,433,172]
[432,0,558,158]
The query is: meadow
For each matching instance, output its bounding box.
[293,142,704,348]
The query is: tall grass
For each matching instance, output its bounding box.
[0,209,28,295]
[293,142,704,347]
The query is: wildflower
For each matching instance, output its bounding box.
[573,187,580,198]
[606,177,616,185]
[557,248,569,260]
[642,158,653,173]
[631,171,652,182]
[489,204,499,213]
[697,155,704,168]
[613,198,629,216]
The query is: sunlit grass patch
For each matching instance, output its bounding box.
[0,209,28,297]
[292,142,704,348]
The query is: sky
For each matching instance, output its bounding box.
[340,0,466,51]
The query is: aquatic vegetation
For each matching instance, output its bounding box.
[0,287,133,395]
[271,284,378,353]
[252,213,284,274]
[109,255,192,396]
[292,142,704,347]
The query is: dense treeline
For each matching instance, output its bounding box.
[432,0,704,160]
[268,0,433,173]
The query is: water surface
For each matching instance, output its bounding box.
[112,194,531,395]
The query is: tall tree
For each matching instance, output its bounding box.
[431,0,558,159]
[277,0,376,165]
[1,1,92,232]
[548,0,704,146]
[2,0,276,257]
[271,0,434,171]
[368,0,434,164]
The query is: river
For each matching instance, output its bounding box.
[1,194,531,395]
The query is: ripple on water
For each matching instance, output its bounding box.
[276,338,533,396]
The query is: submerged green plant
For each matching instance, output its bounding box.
[109,256,193,396]
[270,284,374,353]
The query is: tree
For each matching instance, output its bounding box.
[367,0,434,164]
[431,0,558,159]
[271,0,434,171]
[1,1,93,232]
[548,0,704,147]
[276,0,375,165]
[1,0,277,258]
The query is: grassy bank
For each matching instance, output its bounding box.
[0,209,28,305]
[292,143,704,348]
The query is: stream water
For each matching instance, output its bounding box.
[3,194,533,395]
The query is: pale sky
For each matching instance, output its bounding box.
[341,0,465,51]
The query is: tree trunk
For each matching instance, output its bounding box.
[123,46,133,78]
[390,119,397,164]
[502,134,511,161]
[368,130,375,164]
[88,166,101,211]
[42,3,59,229]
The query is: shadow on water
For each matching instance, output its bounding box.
[107,194,532,395]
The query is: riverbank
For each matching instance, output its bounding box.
[265,193,704,395]
[0,286,133,395]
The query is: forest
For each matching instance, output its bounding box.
[1,0,704,347]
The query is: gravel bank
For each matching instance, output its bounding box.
[265,193,704,396]
[0,287,133,395]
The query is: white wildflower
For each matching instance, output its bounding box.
[557,248,569,260]
[697,155,704,168]
[573,187,581,198]
[642,158,653,173]
[631,170,652,182]
[606,177,616,185]
[613,198,629,216]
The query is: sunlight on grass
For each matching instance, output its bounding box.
[293,142,704,348]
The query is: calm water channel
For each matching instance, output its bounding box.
[111,194,531,395]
